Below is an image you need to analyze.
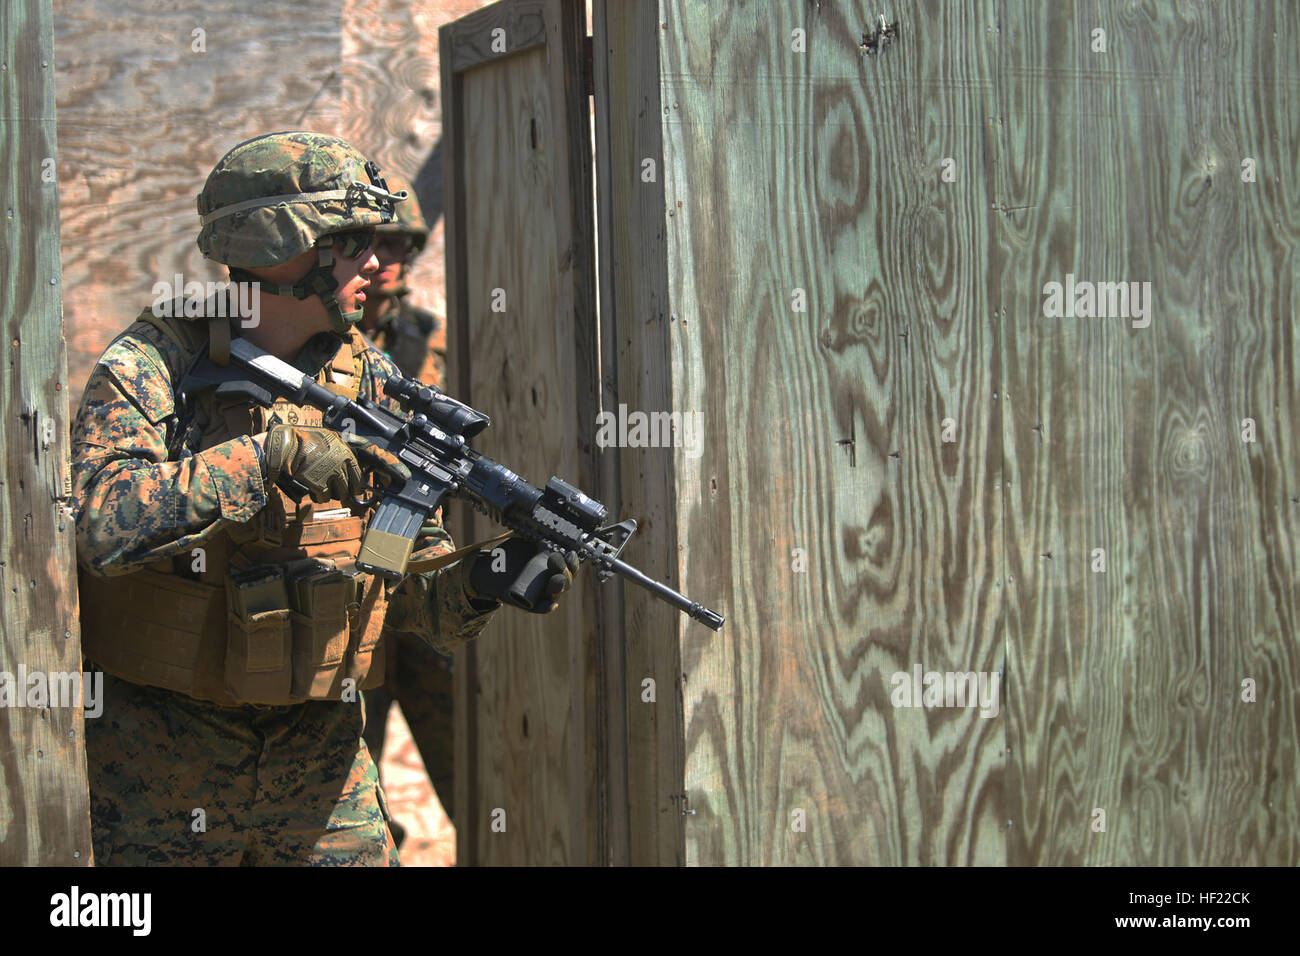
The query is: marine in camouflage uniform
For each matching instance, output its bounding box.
[73,131,575,866]
[359,172,445,386]
[357,175,457,834]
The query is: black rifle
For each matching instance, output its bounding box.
[179,337,724,631]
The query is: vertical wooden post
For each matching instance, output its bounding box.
[0,0,91,866]
[590,0,686,866]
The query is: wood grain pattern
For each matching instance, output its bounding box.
[0,0,92,866]
[997,0,1300,865]
[557,0,605,868]
[634,0,1298,866]
[339,0,490,336]
[590,0,632,867]
[53,0,344,402]
[41,0,1297,869]
[445,0,548,73]
[647,0,1007,866]
[443,0,599,866]
[592,0,687,866]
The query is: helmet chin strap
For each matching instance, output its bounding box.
[229,242,360,340]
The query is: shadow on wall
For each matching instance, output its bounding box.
[413,136,444,227]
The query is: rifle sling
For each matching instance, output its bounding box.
[405,531,514,574]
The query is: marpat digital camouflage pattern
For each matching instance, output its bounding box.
[74,130,489,866]
[198,130,401,269]
[74,315,495,865]
[370,300,446,386]
[88,670,401,866]
[73,315,486,657]
[373,171,428,251]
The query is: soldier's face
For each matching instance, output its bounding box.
[374,235,413,295]
[332,241,379,315]
[242,244,378,336]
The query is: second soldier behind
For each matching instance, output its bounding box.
[356,173,459,846]
[358,172,445,386]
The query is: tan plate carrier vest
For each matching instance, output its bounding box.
[80,315,389,707]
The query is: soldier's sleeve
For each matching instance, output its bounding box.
[418,346,443,391]
[72,324,267,576]
[358,341,499,653]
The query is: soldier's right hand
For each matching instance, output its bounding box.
[264,424,364,502]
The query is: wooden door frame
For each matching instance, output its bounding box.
[441,0,609,865]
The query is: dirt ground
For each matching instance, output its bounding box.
[379,702,455,866]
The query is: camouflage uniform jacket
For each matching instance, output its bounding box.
[71,314,495,656]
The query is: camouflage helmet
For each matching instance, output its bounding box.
[373,172,429,254]
[197,130,405,269]
[196,131,407,335]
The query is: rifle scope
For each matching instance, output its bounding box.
[383,375,491,439]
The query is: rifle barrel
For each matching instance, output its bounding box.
[607,556,724,631]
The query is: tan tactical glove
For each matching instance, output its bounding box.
[263,425,364,502]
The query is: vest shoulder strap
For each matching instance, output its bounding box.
[349,327,370,358]
[317,332,365,401]
[142,308,366,400]
[135,310,208,372]
[209,315,231,366]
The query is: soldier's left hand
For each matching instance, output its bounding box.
[465,539,579,613]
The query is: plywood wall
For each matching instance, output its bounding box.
[53,0,492,404]
[442,0,602,866]
[601,0,1299,865]
[0,0,91,866]
[592,0,688,867]
[53,0,344,401]
[996,0,1300,866]
[339,0,495,344]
